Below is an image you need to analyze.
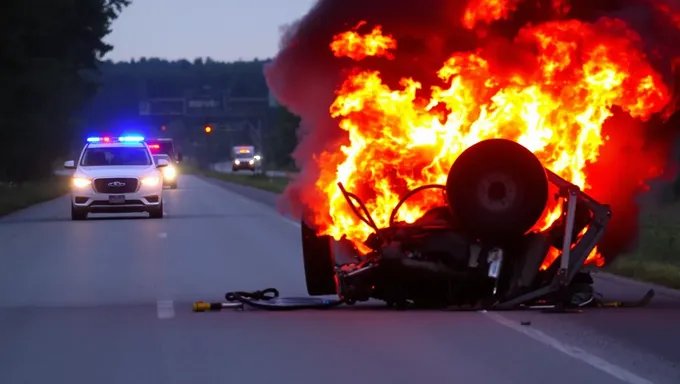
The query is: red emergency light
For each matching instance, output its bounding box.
[149,144,160,151]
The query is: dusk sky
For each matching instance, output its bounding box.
[105,0,317,62]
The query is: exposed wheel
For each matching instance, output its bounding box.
[301,218,336,296]
[71,204,88,220]
[148,201,164,219]
[446,139,549,242]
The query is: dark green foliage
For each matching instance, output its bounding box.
[267,106,300,170]
[81,58,299,170]
[0,0,130,181]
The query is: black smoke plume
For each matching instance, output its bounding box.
[265,0,680,263]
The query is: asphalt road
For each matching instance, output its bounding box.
[1,175,680,384]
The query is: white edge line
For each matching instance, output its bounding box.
[482,311,654,384]
[156,300,175,319]
[283,217,301,227]
[200,175,300,227]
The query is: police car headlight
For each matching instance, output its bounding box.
[141,176,160,187]
[249,160,254,165]
[234,160,240,165]
[72,177,91,188]
[163,166,176,179]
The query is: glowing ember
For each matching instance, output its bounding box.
[306,1,672,270]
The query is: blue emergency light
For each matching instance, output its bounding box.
[86,136,145,143]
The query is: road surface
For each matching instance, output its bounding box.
[1,175,679,384]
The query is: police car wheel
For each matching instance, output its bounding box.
[148,201,164,219]
[71,204,87,221]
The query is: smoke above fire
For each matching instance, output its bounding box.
[265,0,680,264]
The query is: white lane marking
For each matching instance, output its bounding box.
[482,311,654,384]
[158,232,168,238]
[283,217,301,227]
[156,300,175,319]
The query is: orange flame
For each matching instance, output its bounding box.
[463,0,520,29]
[330,21,397,61]
[307,3,672,270]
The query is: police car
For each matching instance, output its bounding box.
[63,136,168,220]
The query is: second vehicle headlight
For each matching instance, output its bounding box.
[163,166,176,179]
[141,176,160,186]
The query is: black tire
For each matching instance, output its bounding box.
[301,218,337,296]
[446,139,549,242]
[148,201,164,219]
[71,204,88,220]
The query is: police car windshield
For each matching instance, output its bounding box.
[81,146,152,166]
[235,152,252,159]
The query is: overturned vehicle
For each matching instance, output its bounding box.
[300,139,613,310]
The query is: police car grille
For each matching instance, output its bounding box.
[93,178,138,193]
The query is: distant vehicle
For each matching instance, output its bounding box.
[153,154,178,189]
[232,145,261,172]
[146,138,183,163]
[64,136,168,220]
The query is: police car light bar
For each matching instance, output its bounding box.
[87,136,145,143]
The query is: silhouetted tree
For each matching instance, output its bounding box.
[0,0,131,181]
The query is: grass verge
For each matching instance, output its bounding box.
[177,160,201,175]
[202,170,290,194]
[0,176,70,217]
[604,205,680,289]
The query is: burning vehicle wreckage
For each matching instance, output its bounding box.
[301,138,640,311]
[193,0,680,312]
[196,139,655,313]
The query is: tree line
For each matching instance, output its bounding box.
[80,58,300,170]
[0,0,131,182]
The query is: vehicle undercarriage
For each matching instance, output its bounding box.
[300,139,620,310]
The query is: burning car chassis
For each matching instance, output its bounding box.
[193,139,655,313]
[299,139,650,310]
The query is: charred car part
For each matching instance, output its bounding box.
[301,139,613,310]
